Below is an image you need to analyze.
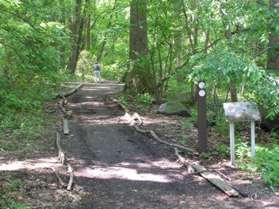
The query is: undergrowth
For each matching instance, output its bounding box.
[118,93,153,112]
[236,140,279,188]
[0,72,75,152]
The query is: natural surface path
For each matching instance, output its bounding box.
[62,81,267,209]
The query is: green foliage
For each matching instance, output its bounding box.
[254,145,279,187]
[0,0,71,150]
[76,50,93,81]
[189,48,279,120]
[216,143,230,158]
[181,118,194,129]
[236,141,279,187]
[102,64,125,81]
[135,93,153,108]
[118,93,153,112]
[179,135,188,145]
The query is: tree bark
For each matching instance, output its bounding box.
[127,0,151,93]
[267,0,279,70]
[68,0,84,73]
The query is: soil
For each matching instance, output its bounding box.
[1,81,279,209]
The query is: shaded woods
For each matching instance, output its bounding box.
[0,0,279,206]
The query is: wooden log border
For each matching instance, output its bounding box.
[54,132,74,190]
[114,97,242,198]
[52,83,83,190]
[56,83,83,99]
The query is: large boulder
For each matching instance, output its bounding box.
[157,102,190,117]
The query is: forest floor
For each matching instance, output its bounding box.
[1,81,279,209]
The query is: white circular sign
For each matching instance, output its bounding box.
[199,90,206,97]
[198,82,205,89]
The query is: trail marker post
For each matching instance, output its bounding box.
[223,102,261,166]
[197,81,208,152]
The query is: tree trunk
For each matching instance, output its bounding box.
[267,0,279,70]
[68,0,83,73]
[127,0,151,93]
[84,0,92,51]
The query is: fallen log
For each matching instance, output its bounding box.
[174,148,240,197]
[130,112,143,126]
[57,83,83,98]
[56,132,75,190]
[116,97,196,154]
[174,148,188,165]
[134,125,196,154]
[58,100,72,118]
[62,96,68,106]
[56,132,65,165]
[58,100,67,113]
[63,119,70,135]
[191,164,240,197]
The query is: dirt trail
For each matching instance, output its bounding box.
[61,81,269,209]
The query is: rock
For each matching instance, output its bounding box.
[157,102,190,117]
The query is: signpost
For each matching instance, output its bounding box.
[223,102,261,166]
[197,81,208,152]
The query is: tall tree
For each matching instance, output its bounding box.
[68,0,84,73]
[267,0,279,70]
[126,0,151,93]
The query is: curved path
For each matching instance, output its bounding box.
[61,81,265,209]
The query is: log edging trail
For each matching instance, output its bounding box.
[52,83,83,190]
[115,98,242,198]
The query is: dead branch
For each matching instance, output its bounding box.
[67,164,74,191]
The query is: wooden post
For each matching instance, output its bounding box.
[229,122,235,166]
[251,121,256,158]
[197,81,208,152]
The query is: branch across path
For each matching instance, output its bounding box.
[59,81,265,209]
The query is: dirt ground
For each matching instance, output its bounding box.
[1,81,279,209]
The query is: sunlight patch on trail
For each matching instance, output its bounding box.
[0,157,60,171]
[75,159,190,183]
[76,166,174,183]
